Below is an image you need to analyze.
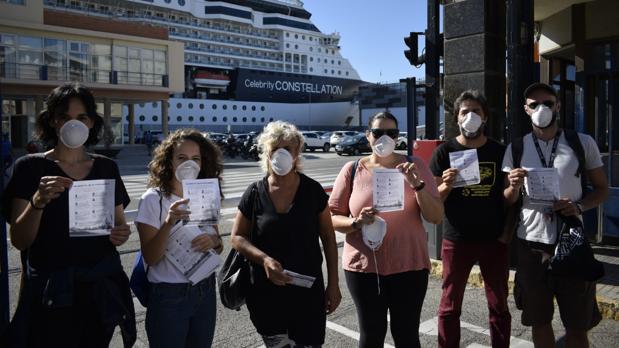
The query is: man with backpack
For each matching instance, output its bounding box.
[430,90,511,348]
[502,82,609,347]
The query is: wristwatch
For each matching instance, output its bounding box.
[575,201,585,215]
[413,181,425,192]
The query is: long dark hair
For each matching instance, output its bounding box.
[368,111,399,129]
[35,83,103,148]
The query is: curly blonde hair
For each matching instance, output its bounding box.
[147,128,223,197]
[257,121,304,173]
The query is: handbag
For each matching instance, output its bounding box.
[218,184,258,310]
[129,189,163,307]
[548,214,605,281]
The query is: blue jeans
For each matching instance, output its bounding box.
[145,275,217,348]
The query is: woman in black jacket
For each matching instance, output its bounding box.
[2,83,135,347]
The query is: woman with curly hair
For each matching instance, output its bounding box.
[1,83,135,347]
[135,128,224,348]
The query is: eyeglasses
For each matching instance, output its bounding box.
[527,100,555,109]
[370,128,399,139]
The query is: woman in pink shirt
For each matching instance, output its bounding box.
[329,112,443,348]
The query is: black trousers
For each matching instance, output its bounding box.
[345,269,429,348]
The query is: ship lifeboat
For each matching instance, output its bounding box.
[193,71,230,88]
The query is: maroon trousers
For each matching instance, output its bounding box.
[437,239,511,348]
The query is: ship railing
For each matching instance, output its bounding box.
[0,63,169,88]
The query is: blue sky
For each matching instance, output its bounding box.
[303,0,428,83]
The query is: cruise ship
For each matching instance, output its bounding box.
[43,0,364,132]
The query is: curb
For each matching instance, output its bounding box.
[429,259,619,322]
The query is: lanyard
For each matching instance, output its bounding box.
[531,130,562,168]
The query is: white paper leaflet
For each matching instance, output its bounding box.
[283,269,316,288]
[524,167,561,206]
[449,149,481,188]
[182,178,221,225]
[68,179,115,237]
[373,169,405,212]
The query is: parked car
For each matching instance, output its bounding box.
[330,131,358,146]
[301,131,331,152]
[149,130,166,146]
[397,132,408,150]
[335,134,371,156]
[205,132,228,145]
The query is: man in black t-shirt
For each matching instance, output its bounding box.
[429,90,511,348]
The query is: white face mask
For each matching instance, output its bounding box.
[461,112,483,135]
[175,160,201,182]
[372,135,396,158]
[531,104,554,128]
[362,216,387,251]
[59,119,89,149]
[270,148,294,176]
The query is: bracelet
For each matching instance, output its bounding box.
[29,197,45,210]
[413,181,426,192]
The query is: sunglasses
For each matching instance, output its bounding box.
[370,128,399,139]
[527,100,555,109]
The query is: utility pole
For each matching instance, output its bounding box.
[425,0,440,140]
[400,77,418,157]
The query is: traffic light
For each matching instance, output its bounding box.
[404,32,424,66]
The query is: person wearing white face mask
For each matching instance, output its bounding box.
[231,121,341,348]
[429,90,511,348]
[329,112,443,348]
[503,83,608,348]
[1,83,136,346]
[135,129,224,347]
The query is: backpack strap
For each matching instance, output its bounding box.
[511,136,524,170]
[563,129,587,180]
[350,159,360,191]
